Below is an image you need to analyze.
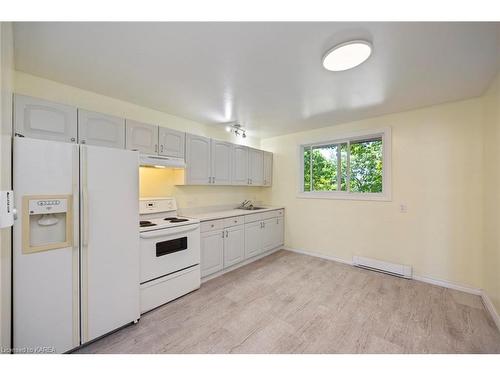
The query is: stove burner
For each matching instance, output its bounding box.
[169,218,189,223]
[163,217,177,221]
[140,220,157,227]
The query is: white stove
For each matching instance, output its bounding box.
[139,197,201,313]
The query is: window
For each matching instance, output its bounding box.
[299,129,391,200]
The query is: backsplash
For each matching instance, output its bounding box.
[139,167,265,209]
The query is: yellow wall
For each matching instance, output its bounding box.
[483,72,500,312]
[260,97,485,289]
[0,22,14,351]
[139,167,263,208]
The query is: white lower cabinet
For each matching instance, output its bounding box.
[201,210,284,278]
[223,225,245,267]
[200,230,224,277]
[244,220,263,259]
[262,218,277,253]
[274,217,284,249]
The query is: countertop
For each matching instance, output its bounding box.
[183,206,285,222]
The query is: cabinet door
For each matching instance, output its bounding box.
[274,216,284,248]
[262,218,277,253]
[248,148,264,186]
[211,140,232,185]
[78,110,125,149]
[232,145,249,185]
[159,127,185,158]
[244,221,263,259]
[201,230,224,277]
[224,225,245,268]
[14,94,77,143]
[126,120,158,154]
[263,151,273,186]
[185,134,212,185]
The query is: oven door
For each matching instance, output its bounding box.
[140,223,200,283]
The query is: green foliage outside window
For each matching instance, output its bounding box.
[303,138,383,194]
[349,139,383,193]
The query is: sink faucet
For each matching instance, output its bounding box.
[237,200,251,209]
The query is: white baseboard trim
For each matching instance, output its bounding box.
[285,246,483,295]
[201,246,282,284]
[271,247,500,332]
[412,275,482,295]
[283,247,353,266]
[481,292,500,331]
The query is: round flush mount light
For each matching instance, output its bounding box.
[322,40,372,72]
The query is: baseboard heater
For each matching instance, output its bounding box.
[352,256,412,279]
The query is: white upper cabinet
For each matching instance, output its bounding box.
[248,148,264,186]
[211,140,232,185]
[181,132,272,187]
[186,134,212,185]
[232,145,249,185]
[126,120,158,154]
[14,94,77,143]
[78,110,125,149]
[263,151,273,186]
[159,128,185,158]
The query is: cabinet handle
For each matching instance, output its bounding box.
[221,231,224,238]
[225,230,229,238]
[70,137,76,142]
[208,177,211,183]
[160,144,163,153]
[81,139,86,144]
[213,177,215,184]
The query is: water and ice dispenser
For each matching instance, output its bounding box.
[22,195,73,253]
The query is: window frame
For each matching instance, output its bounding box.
[297,127,392,201]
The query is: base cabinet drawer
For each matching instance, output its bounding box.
[201,230,224,277]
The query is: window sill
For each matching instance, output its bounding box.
[296,191,391,202]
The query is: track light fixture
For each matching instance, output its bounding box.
[225,123,247,138]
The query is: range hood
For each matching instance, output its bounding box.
[139,154,186,168]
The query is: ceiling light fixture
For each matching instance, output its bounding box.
[322,40,372,72]
[226,123,247,138]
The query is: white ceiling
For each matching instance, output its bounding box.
[13,22,500,138]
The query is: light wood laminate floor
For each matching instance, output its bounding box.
[76,250,500,354]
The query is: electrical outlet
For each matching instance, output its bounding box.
[400,204,408,213]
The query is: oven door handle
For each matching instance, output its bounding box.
[140,225,198,239]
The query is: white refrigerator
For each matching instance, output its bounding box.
[13,137,140,353]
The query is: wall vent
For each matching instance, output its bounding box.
[352,256,412,279]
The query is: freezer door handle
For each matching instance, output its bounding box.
[81,146,89,247]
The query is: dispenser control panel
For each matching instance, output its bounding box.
[29,198,68,215]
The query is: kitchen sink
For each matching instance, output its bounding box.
[237,206,266,210]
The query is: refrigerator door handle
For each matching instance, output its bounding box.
[81,147,89,248]
[72,144,80,347]
[80,145,89,342]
